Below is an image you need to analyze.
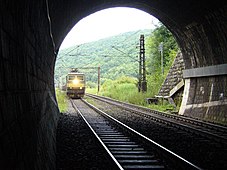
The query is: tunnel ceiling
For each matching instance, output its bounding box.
[49,0,227,69]
[49,0,224,40]
[0,1,226,168]
[0,0,227,169]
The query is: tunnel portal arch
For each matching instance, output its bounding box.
[0,0,226,169]
[52,1,227,122]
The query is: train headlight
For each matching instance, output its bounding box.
[72,79,79,84]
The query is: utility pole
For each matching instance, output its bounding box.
[138,35,147,92]
[138,53,141,92]
[159,42,164,75]
[97,66,100,93]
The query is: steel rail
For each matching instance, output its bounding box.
[70,99,124,170]
[86,93,227,142]
[79,98,202,170]
[86,93,227,131]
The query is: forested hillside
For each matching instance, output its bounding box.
[55,23,180,111]
[55,29,152,87]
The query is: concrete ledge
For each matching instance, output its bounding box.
[169,80,184,97]
[155,95,170,99]
[185,99,227,109]
[183,64,227,78]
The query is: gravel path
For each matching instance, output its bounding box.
[56,100,119,170]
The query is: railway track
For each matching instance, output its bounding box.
[86,93,227,143]
[71,98,201,170]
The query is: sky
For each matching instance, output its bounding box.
[59,7,159,50]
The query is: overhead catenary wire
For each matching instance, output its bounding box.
[55,29,151,85]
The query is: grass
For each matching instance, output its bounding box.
[86,87,99,94]
[88,76,177,113]
[87,82,227,125]
[55,88,67,112]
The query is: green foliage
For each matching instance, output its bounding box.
[86,81,97,88]
[55,88,67,112]
[114,76,137,84]
[94,76,175,112]
[86,87,98,94]
[56,23,180,113]
[146,73,165,96]
[90,23,179,112]
[146,22,179,74]
[99,77,138,102]
[55,29,152,86]
[146,102,175,112]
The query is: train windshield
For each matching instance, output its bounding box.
[77,75,84,80]
[68,75,75,80]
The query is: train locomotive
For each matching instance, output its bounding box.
[66,70,86,98]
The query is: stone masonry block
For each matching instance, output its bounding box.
[0,105,3,133]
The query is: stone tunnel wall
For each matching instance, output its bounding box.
[157,52,185,109]
[177,6,227,124]
[0,0,227,169]
[0,1,59,169]
[157,51,227,124]
[179,74,227,124]
[158,52,185,96]
[50,0,227,125]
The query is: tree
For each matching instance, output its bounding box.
[146,22,179,75]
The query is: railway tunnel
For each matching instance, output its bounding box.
[0,0,226,169]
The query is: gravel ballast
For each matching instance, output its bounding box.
[56,101,119,170]
[86,96,227,170]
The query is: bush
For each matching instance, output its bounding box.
[55,88,67,112]
[97,75,176,113]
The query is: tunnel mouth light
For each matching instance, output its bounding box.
[72,79,79,84]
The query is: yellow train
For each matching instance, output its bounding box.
[66,70,85,98]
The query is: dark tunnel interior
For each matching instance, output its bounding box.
[0,0,226,169]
